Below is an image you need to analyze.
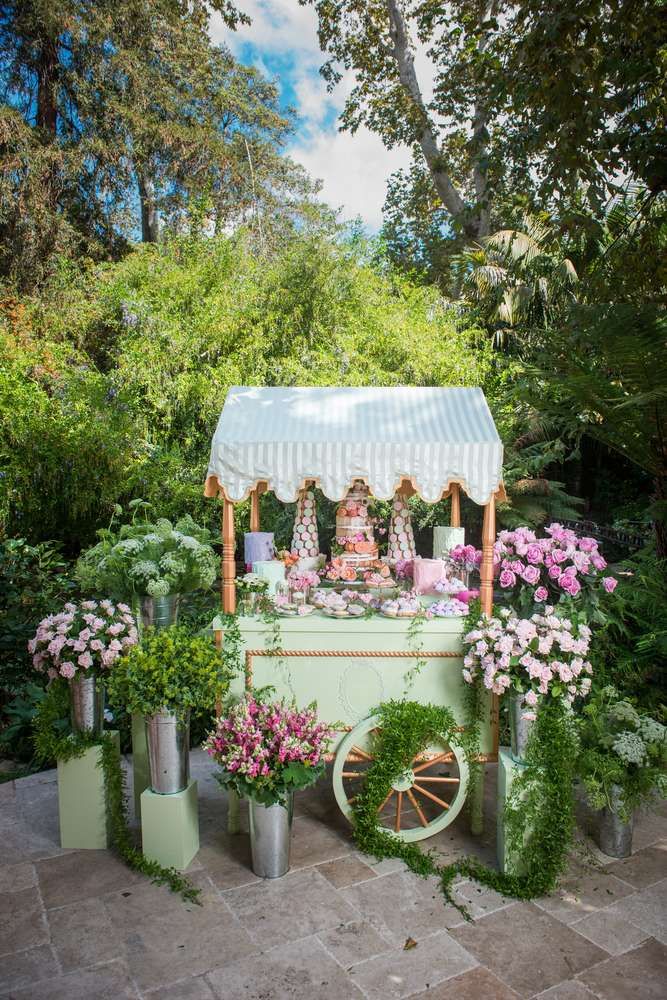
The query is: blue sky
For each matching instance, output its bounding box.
[209,1,412,230]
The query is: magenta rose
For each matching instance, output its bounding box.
[525,544,543,565]
[499,569,516,589]
[548,564,562,580]
[534,586,548,601]
[602,576,617,593]
[552,548,568,564]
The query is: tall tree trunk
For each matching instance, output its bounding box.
[36,37,58,136]
[139,175,159,242]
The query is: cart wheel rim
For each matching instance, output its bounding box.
[333,713,470,843]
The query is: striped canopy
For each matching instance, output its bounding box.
[205,386,503,506]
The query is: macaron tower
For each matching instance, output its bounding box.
[290,489,320,560]
[386,491,416,565]
[335,481,378,571]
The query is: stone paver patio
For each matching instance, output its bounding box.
[1,751,665,999]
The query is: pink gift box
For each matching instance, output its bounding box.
[413,558,446,595]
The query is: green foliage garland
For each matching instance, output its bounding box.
[351,695,577,916]
[33,680,200,903]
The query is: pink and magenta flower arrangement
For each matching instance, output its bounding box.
[450,524,616,616]
[286,568,321,593]
[496,524,616,615]
[462,606,593,713]
[28,600,138,680]
[205,696,334,805]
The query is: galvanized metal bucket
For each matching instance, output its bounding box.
[249,794,294,878]
[509,691,535,764]
[69,674,104,736]
[145,709,190,794]
[139,594,181,631]
[598,785,633,858]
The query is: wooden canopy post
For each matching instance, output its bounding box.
[221,493,236,614]
[249,488,260,532]
[450,482,461,528]
[479,496,495,616]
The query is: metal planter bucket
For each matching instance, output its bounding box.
[249,794,294,878]
[145,709,190,794]
[598,785,633,858]
[509,691,536,764]
[69,675,104,736]
[139,594,180,631]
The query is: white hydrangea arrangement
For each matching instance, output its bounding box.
[77,509,217,600]
[577,685,667,820]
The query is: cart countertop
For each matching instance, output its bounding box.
[210,612,466,637]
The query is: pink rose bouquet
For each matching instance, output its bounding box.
[29,600,138,680]
[286,568,321,592]
[462,606,593,711]
[205,696,334,806]
[495,523,616,617]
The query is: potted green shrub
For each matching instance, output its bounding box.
[76,506,217,630]
[577,685,666,857]
[108,626,233,794]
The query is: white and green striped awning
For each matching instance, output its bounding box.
[205,386,503,506]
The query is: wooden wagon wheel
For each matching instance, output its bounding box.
[332,714,469,843]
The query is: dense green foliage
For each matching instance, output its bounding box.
[0,230,496,547]
[107,625,233,720]
[576,685,666,821]
[352,696,578,913]
[0,538,76,699]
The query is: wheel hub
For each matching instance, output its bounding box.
[391,769,414,792]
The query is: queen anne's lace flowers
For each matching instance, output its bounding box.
[462,607,592,706]
[29,601,138,680]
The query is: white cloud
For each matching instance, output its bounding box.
[209,1,423,230]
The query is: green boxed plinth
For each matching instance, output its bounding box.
[57,731,120,850]
[497,748,530,875]
[141,779,199,871]
[132,712,150,822]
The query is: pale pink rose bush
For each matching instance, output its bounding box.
[462,606,593,710]
[29,600,138,680]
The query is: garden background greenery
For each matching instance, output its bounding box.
[1,1,665,761]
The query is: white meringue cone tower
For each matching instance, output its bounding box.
[291,489,320,559]
[386,492,416,564]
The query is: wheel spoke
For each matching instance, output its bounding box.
[341,771,365,778]
[377,789,395,813]
[351,745,374,762]
[394,791,403,832]
[413,783,450,810]
[412,751,453,773]
[406,788,429,827]
[413,776,460,784]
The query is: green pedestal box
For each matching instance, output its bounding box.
[497,747,530,875]
[57,731,120,850]
[140,779,200,871]
[132,712,150,822]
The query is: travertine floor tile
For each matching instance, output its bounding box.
[0,957,139,999]
[316,854,377,888]
[0,944,59,994]
[604,879,667,944]
[603,842,667,889]
[144,975,216,999]
[0,887,48,955]
[533,869,634,925]
[317,919,392,966]
[409,965,520,999]
[449,903,607,998]
[578,937,667,1000]
[348,928,477,999]
[205,936,364,999]
[48,896,122,971]
[570,907,649,955]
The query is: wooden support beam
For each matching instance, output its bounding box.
[249,488,260,532]
[221,494,236,614]
[479,496,495,616]
[450,482,461,527]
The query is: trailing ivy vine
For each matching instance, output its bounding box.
[33,680,201,904]
[351,695,577,918]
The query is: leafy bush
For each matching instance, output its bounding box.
[0,538,76,702]
[107,625,234,720]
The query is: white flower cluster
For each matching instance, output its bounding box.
[612,731,648,766]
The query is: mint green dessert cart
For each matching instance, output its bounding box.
[206,386,505,840]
